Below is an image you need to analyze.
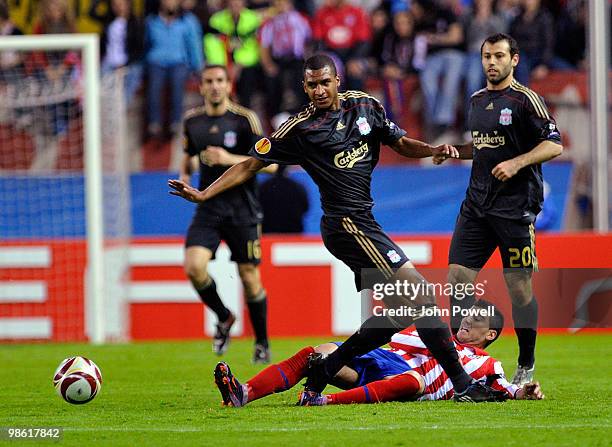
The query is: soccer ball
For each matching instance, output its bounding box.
[53,356,102,404]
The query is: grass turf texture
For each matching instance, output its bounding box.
[1,334,610,446]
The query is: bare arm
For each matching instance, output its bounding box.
[390,135,459,160]
[169,157,266,203]
[492,140,563,182]
[203,146,278,174]
[435,141,473,164]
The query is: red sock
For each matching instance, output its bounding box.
[246,346,314,402]
[327,373,421,405]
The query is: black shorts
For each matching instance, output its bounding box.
[449,210,537,270]
[185,213,262,265]
[321,213,410,291]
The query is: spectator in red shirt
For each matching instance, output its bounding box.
[312,0,371,91]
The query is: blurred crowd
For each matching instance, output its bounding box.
[0,0,594,140]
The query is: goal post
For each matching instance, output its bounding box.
[0,34,129,344]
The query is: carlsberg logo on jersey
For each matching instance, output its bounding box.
[334,142,369,168]
[472,131,506,149]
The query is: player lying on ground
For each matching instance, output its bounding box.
[214,300,544,406]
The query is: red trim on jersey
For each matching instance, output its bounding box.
[390,330,519,400]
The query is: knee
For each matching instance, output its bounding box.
[405,371,425,394]
[447,267,462,286]
[314,343,339,356]
[447,265,474,286]
[184,259,208,284]
[510,289,532,307]
[391,269,437,307]
[506,274,533,307]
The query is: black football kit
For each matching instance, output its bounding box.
[184,102,264,264]
[250,91,408,289]
[450,80,562,269]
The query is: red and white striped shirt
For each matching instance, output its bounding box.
[388,330,519,401]
[259,11,311,59]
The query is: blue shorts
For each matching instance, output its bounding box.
[334,343,412,387]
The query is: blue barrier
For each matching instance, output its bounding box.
[0,163,572,239]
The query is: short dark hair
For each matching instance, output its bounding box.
[202,64,230,80]
[480,33,519,58]
[303,54,337,77]
[473,299,504,347]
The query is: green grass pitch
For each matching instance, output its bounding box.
[1,333,610,446]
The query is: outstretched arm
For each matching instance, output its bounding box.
[390,136,459,160]
[202,146,278,174]
[433,141,473,164]
[168,157,266,203]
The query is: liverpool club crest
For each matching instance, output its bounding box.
[356,116,371,135]
[499,108,513,126]
[224,131,237,148]
[387,250,402,263]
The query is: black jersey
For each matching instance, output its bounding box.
[464,80,562,220]
[183,102,264,224]
[248,91,406,216]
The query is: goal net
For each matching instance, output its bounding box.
[0,34,130,343]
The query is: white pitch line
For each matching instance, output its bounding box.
[64,423,611,433]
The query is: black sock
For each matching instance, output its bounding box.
[450,293,475,335]
[415,313,473,393]
[196,278,231,322]
[247,291,268,347]
[305,315,403,392]
[513,297,538,368]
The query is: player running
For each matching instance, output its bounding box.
[180,65,275,362]
[214,300,544,406]
[169,54,504,402]
[434,34,564,386]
